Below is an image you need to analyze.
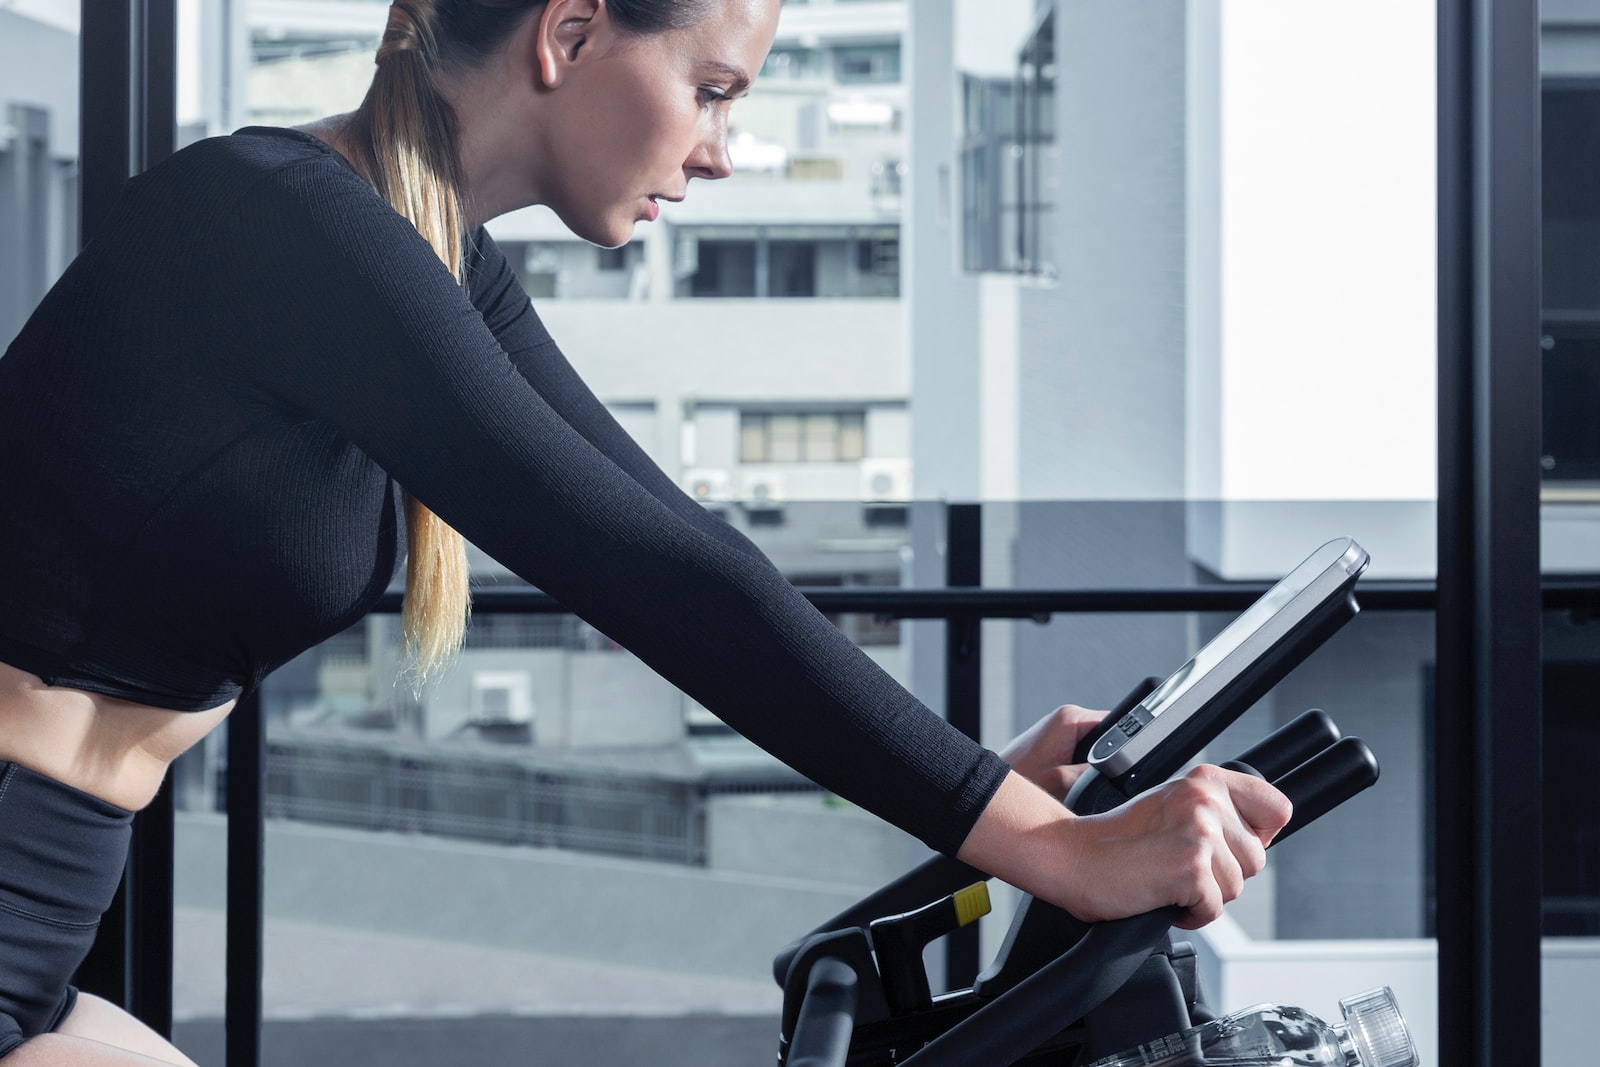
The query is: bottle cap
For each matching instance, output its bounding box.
[1339,986,1419,1067]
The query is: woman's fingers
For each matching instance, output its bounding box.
[999,704,1107,800]
[1225,765,1295,847]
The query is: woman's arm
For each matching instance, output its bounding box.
[220,161,1288,921]
[219,162,1007,857]
[464,231,769,564]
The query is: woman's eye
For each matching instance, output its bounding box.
[697,87,730,107]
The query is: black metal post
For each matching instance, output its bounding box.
[943,503,982,990]
[1436,1,1545,1064]
[72,0,179,1034]
[226,689,266,1067]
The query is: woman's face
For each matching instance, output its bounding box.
[533,0,782,247]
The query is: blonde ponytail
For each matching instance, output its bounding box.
[350,0,472,681]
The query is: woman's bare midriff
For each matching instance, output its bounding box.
[0,659,233,811]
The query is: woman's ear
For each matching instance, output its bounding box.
[532,0,607,90]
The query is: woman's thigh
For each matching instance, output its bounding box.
[43,993,198,1066]
[3,1026,195,1067]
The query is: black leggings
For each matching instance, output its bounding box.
[0,760,133,1058]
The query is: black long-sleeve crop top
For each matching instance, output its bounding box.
[0,126,1008,856]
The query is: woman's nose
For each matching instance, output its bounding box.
[687,130,733,181]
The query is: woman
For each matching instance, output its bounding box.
[0,1,1289,1063]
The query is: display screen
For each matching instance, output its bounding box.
[1141,541,1352,720]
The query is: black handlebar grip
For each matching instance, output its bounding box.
[1229,709,1342,782]
[786,958,860,1067]
[1271,736,1380,844]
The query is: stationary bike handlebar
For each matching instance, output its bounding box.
[895,727,1379,1066]
[778,705,1380,1067]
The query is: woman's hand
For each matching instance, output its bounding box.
[998,704,1107,799]
[956,765,1292,931]
[1056,764,1291,929]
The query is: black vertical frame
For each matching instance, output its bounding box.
[72,0,179,1037]
[1436,1,1544,1064]
[226,691,266,1067]
[79,0,176,243]
[943,503,982,989]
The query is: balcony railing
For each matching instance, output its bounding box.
[67,500,1600,1067]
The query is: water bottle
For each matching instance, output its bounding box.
[1085,986,1418,1067]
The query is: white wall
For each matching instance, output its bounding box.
[1182,0,1438,579]
[1204,0,1437,504]
[907,0,982,501]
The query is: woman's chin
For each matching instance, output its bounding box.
[569,215,637,251]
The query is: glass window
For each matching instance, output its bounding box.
[689,240,759,297]
[740,412,867,463]
[0,2,80,351]
[832,44,902,85]
[959,12,1056,277]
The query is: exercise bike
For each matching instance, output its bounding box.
[774,538,1387,1066]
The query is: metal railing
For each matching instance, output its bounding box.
[90,497,1600,1067]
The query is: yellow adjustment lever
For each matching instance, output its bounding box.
[952,882,991,928]
[870,881,994,1016]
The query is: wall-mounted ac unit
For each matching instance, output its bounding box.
[859,458,912,502]
[470,670,534,724]
[741,471,787,511]
[682,467,732,503]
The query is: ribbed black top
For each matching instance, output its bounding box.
[0,127,1007,855]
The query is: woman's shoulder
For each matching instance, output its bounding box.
[148,126,356,189]
[121,125,398,252]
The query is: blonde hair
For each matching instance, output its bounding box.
[344,0,716,677]
[349,0,472,681]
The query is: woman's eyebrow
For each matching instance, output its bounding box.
[701,60,753,95]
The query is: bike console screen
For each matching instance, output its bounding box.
[1087,537,1370,791]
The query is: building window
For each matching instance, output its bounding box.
[740,411,867,463]
[762,47,818,81]
[690,240,759,297]
[833,44,901,85]
[1541,84,1600,485]
[681,229,899,299]
[596,245,628,272]
[961,11,1056,276]
[858,238,899,280]
[769,241,818,297]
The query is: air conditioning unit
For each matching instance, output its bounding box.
[470,670,534,724]
[741,471,787,511]
[682,467,732,503]
[859,458,912,502]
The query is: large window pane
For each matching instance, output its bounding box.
[925,0,1444,1058]
[1542,9,1600,1060]
[0,1,79,351]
